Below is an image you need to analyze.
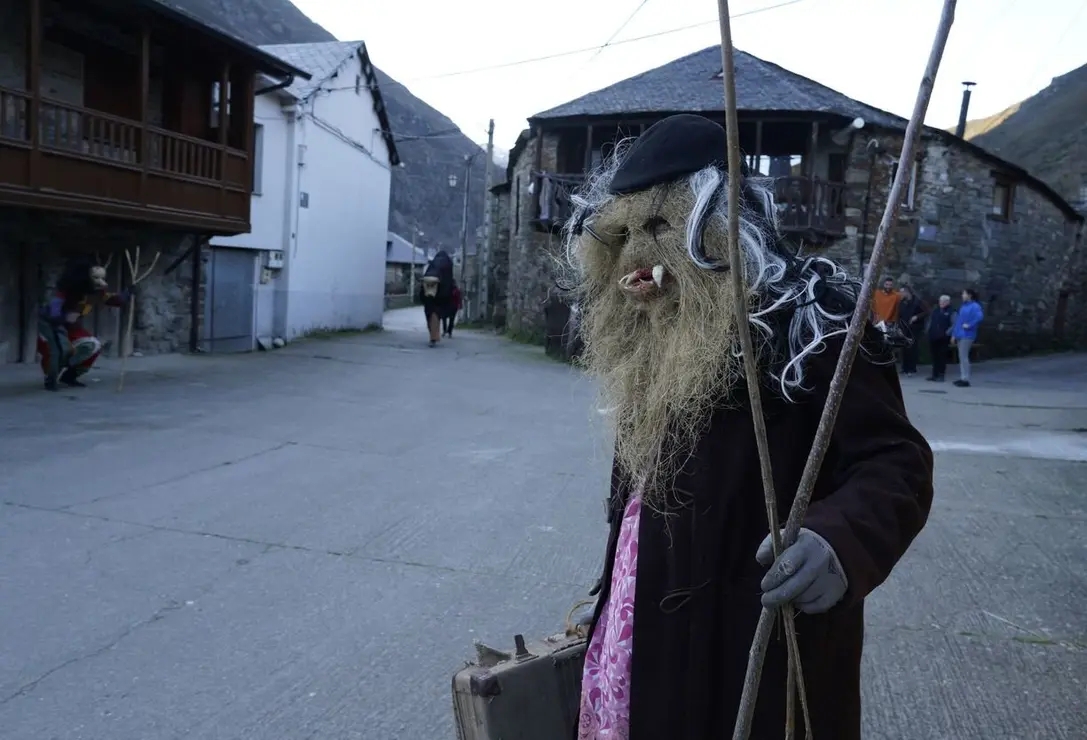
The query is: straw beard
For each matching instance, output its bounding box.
[574,185,745,504]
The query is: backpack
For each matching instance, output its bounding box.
[423,251,454,301]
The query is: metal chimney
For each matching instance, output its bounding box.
[955,82,976,138]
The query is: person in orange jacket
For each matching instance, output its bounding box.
[443,283,462,338]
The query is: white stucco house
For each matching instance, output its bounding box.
[207,41,399,351]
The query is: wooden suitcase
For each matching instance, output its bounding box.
[451,630,588,740]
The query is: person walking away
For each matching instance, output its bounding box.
[926,295,954,382]
[872,277,901,328]
[419,250,455,347]
[897,286,927,376]
[443,283,462,337]
[951,288,984,387]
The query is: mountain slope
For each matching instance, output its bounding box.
[172,0,487,253]
[963,63,1087,205]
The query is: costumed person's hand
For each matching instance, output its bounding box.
[64,312,80,324]
[756,528,848,614]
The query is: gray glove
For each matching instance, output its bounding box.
[756,528,848,614]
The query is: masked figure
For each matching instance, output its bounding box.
[565,115,933,739]
[38,257,131,391]
[418,250,455,347]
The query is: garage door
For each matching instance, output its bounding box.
[204,247,256,353]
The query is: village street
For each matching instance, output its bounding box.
[1,309,1085,740]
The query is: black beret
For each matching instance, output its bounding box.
[608,114,749,195]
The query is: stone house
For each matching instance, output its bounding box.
[496,46,1086,355]
[0,0,307,365]
[385,230,429,295]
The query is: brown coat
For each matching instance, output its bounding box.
[586,338,934,739]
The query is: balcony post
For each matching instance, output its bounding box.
[27,0,41,188]
[217,62,230,210]
[582,125,593,173]
[807,121,819,177]
[241,68,255,194]
[753,120,762,174]
[139,24,150,202]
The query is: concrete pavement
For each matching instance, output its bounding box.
[1,308,1084,739]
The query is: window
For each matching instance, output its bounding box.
[355,74,362,94]
[889,159,918,210]
[991,173,1015,220]
[251,124,264,195]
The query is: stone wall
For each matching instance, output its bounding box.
[497,127,1085,355]
[504,131,566,342]
[0,207,205,363]
[488,186,511,328]
[824,131,1083,354]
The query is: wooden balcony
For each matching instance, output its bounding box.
[773,176,847,241]
[0,86,251,234]
[534,171,847,241]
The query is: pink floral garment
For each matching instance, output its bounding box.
[578,494,642,739]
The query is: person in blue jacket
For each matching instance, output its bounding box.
[951,288,984,387]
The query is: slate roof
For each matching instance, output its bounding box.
[144,1,309,79]
[532,46,904,126]
[529,45,1082,221]
[260,41,400,166]
[387,232,429,265]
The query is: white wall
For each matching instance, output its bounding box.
[284,51,392,337]
[212,92,291,255]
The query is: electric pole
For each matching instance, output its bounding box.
[457,154,472,312]
[409,226,422,303]
[478,119,495,323]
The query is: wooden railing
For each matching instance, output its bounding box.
[148,127,222,181]
[774,176,846,236]
[0,85,251,227]
[40,99,142,165]
[534,171,847,238]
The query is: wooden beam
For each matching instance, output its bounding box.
[140,25,151,202]
[217,62,230,211]
[753,120,762,174]
[582,124,593,173]
[242,69,255,193]
[807,120,819,177]
[27,0,42,188]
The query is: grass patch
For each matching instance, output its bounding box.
[298,324,381,341]
[503,328,544,346]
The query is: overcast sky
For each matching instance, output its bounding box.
[293,0,1087,151]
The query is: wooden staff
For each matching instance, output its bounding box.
[714,1,961,738]
[117,246,161,392]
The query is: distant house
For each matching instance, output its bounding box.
[209,40,399,350]
[497,46,1085,355]
[385,231,429,295]
[0,0,306,363]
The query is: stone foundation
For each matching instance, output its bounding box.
[0,206,205,363]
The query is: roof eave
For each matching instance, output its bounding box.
[355,43,400,167]
[140,0,311,80]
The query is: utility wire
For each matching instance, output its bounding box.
[583,0,652,67]
[412,0,805,81]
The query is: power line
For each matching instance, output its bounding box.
[584,0,653,67]
[411,0,805,82]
